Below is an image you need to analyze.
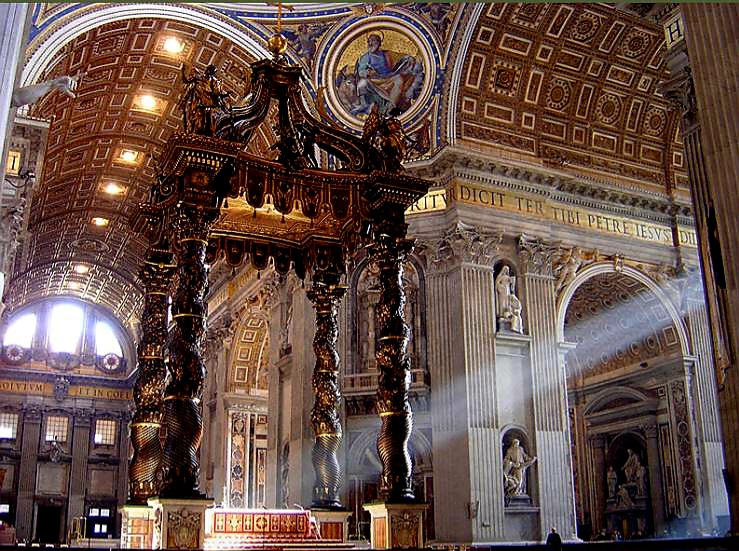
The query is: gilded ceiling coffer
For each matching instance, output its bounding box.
[130,33,432,502]
[128,246,175,504]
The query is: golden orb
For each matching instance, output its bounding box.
[267,33,288,56]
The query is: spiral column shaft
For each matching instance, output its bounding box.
[129,252,175,504]
[160,206,216,498]
[307,283,347,508]
[370,233,416,502]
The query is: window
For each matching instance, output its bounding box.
[95,322,122,357]
[3,313,36,348]
[0,413,18,439]
[49,303,84,353]
[45,415,69,442]
[87,505,114,538]
[94,419,117,446]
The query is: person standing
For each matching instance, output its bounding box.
[546,527,563,551]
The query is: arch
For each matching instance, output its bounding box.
[347,428,433,475]
[226,309,270,392]
[445,3,484,146]
[583,387,655,417]
[556,262,690,357]
[22,4,272,86]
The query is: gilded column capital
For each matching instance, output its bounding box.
[420,221,502,272]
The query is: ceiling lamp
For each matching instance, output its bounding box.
[120,149,139,163]
[73,264,90,274]
[136,94,159,112]
[163,36,184,54]
[104,182,125,195]
[92,217,109,227]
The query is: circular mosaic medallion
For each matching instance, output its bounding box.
[322,18,435,129]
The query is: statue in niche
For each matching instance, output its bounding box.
[622,448,641,483]
[495,266,523,333]
[607,465,618,498]
[503,438,537,497]
[636,464,648,496]
[616,484,634,508]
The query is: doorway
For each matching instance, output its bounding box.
[35,505,63,543]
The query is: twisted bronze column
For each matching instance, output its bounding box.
[370,233,416,502]
[307,282,347,508]
[160,206,217,498]
[129,251,175,504]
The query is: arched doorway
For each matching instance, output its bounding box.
[559,265,700,540]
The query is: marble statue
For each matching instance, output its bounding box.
[622,448,641,483]
[503,438,537,497]
[607,465,618,498]
[495,266,523,333]
[11,75,77,108]
[636,464,647,496]
[616,484,634,508]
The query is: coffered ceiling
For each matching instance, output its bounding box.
[4,3,686,332]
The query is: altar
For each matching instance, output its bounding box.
[123,505,352,551]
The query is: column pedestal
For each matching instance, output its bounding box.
[148,498,213,550]
[363,502,427,549]
[121,504,156,549]
[311,509,351,541]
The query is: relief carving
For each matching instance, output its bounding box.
[420,221,502,270]
[166,509,201,550]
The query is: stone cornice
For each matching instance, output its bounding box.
[406,147,693,227]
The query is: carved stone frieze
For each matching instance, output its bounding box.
[420,221,502,271]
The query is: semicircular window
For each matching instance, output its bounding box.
[3,313,36,348]
[1,299,128,374]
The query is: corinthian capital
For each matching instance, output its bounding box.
[420,221,502,271]
[518,234,559,276]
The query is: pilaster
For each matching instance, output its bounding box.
[518,235,577,540]
[67,410,92,527]
[421,222,504,543]
[16,405,42,540]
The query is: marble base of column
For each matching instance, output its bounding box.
[121,504,156,549]
[148,498,214,550]
[310,509,351,542]
[363,502,428,549]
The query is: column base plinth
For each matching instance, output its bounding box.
[310,509,351,542]
[363,501,428,549]
[147,497,213,550]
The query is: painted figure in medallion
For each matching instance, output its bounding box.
[336,32,424,117]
